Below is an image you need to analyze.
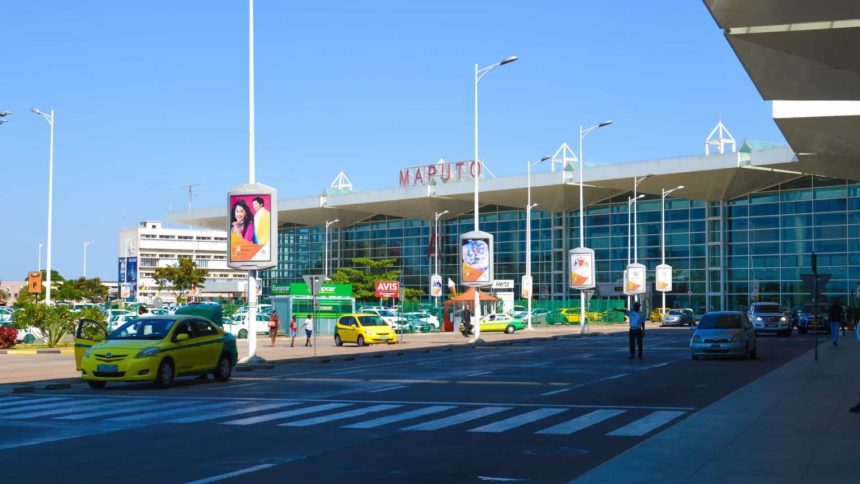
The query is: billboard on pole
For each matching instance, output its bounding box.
[624,263,647,295]
[656,264,672,292]
[460,231,493,287]
[569,247,596,289]
[227,183,278,270]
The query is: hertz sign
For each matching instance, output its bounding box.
[374,281,400,298]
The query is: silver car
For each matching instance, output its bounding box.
[690,311,757,360]
[662,309,695,326]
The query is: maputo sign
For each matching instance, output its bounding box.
[399,160,483,187]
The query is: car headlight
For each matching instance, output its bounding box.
[692,334,701,343]
[731,334,742,342]
[780,316,787,322]
[755,316,762,321]
[135,347,160,358]
[84,346,95,358]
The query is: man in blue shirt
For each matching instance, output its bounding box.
[615,302,645,359]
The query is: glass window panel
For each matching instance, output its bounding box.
[749,217,779,229]
[749,204,779,217]
[813,199,847,213]
[729,206,748,217]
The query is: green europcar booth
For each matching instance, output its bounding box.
[270,283,355,335]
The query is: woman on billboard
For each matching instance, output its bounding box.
[231,200,257,243]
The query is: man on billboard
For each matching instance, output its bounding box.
[252,197,270,246]
[229,194,272,263]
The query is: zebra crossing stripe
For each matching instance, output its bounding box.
[4,398,106,415]
[536,409,626,435]
[56,400,192,420]
[168,402,299,424]
[0,397,70,410]
[222,403,351,426]
[7,399,122,419]
[402,406,512,431]
[342,405,456,429]
[0,397,31,407]
[35,399,160,419]
[106,401,237,422]
[279,404,402,427]
[469,407,568,433]
[606,410,685,437]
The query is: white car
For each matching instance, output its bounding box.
[8,325,46,345]
[0,308,14,323]
[359,308,400,329]
[223,313,272,339]
[403,312,440,330]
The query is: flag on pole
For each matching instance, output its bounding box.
[426,233,436,262]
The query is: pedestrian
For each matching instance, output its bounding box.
[289,315,298,347]
[614,301,645,359]
[828,298,843,347]
[268,310,280,347]
[461,307,472,337]
[303,314,314,347]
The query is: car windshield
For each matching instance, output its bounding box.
[357,316,387,326]
[754,304,780,313]
[668,310,682,316]
[378,309,396,317]
[697,314,742,330]
[109,318,176,340]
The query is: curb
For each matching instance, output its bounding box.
[0,348,74,356]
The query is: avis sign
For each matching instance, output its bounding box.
[375,281,400,298]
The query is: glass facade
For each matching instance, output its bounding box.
[261,176,860,314]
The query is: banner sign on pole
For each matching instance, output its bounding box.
[375,281,400,298]
[521,275,533,299]
[430,275,442,298]
[656,264,672,292]
[227,183,278,270]
[460,231,493,287]
[624,263,647,295]
[569,247,596,289]
[126,257,138,301]
[28,271,42,294]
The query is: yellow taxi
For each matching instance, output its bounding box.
[74,316,238,389]
[650,307,670,323]
[334,314,398,346]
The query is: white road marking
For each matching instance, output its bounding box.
[403,406,512,431]
[0,397,32,407]
[279,404,401,427]
[222,403,351,426]
[106,401,239,422]
[536,409,626,435]
[169,402,298,423]
[185,463,276,484]
[467,371,492,377]
[469,408,568,433]
[56,400,192,420]
[478,477,527,482]
[606,410,686,437]
[605,373,628,380]
[367,385,407,393]
[343,405,455,429]
[648,362,669,369]
[540,387,572,397]
[8,399,141,419]
[0,398,80,412]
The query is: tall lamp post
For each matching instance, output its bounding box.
[472,55,518,342]
[38,243,43,272]
[632,175,651,303]
[660,186,684,312]
[627,194,644,307]
[434,210,449,308]
[526,156,550,330]
[324,219,339,278]
[83,240,94,278]
[0,110,11,125]
[577,121,612,333]
[32,108,55,305]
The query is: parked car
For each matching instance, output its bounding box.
[528,308,551,324]
[661,309,695,327]
[746,302,791,336]
[402,312,440,330]
[359,307,401,329]
[650,307,670,323]
[461,314,525,336]
[223,313,272,338]
[334,314,397,346]
[690,311,757,360]
[74,315,238,389]
[797,303,828,334]
[510,305,528,319]
[0,307,15,323]
[558,308,581,323]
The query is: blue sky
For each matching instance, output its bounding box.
[0,1,785,282]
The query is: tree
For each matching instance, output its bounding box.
[329,257,423,301]
[13,303,76,347]
[154,258,207,302]
[57,277,109,302]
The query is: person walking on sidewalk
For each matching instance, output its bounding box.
[614,302,645,360]
[268,311,280,347]
[289,315,298,347]
[303,314,314,347]
[828,298,844,347]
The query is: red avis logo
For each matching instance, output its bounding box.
[374,281,400,298]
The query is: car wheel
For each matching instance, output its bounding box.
[213,354,232,382]
[334,333,343,347]
[154,359,175,388]
[504,324,515,334]
[238,329,248,339]
[87,380,106,389]
[357,335,365,347]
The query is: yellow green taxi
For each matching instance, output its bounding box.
[460,314,526,336]
[74,315,238,389]
[334,314,397,346]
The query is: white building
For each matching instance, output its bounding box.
[118,221,247,304]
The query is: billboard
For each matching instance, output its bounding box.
[624,263,647,295]
[227,184,278,270]
[569,247,596,289]
[28,271,42,294]
[656,264,672,292]
[521,275,533,299]
[430,274,442,298]
[126,257,138,301]
[375,281,400,298]
[460,231,493,287]
[118,257,127,284]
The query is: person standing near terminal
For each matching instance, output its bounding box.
[614,302,645,359]
[828,298,844,347]
[268,310,280,347]
[303,314,314,347]
[289,315,298,347]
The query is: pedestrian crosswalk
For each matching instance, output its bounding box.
[0,396,688,438]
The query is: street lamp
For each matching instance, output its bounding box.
[325,219,339,278]
[32,108,55,305]
[627,194,645,307]
[660,185,684,312]
[0,111,11,126]
[83,240,95,278]
[577,121,612,333]
[472,55,518,342]
[434,210,449,307]
[526,156,550,330]
[38,242,43,272]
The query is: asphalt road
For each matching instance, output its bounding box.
[0,328,816,483]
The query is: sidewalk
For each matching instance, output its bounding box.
[574,332,860,483]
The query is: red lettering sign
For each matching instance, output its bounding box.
[375,281,400,298]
